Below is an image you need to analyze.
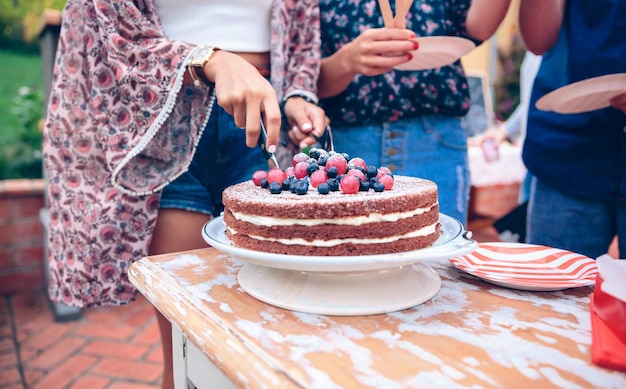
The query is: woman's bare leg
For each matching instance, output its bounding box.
[155,309,174,389]
[149,209,212,389]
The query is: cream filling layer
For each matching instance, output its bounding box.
[226,223,438,247]
[230,203,437,227]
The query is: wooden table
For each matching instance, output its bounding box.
[128,247,626,389]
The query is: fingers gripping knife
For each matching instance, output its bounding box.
[314,125,334,152]
[258,117,335,169]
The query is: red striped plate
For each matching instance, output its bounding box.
[449,242,598,291]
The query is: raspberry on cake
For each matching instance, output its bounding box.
[221,149,442,256]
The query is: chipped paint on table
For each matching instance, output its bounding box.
[128,248,626,389]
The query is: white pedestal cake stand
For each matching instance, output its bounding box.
[202,214,477,316]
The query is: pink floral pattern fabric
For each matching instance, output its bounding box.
[43,0,320,307]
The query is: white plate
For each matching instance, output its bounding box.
[202,213,477,272]
[535,73,626,114]
[449,242,598,291]
[393,36,475,71]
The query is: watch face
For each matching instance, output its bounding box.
[192,47,211,65]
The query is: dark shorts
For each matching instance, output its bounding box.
[159,104,268,217]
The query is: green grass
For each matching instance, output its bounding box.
[0,49,44,179]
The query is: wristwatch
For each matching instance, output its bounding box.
[188,46,220,87]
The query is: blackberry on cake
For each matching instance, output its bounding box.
[221,148,442,256]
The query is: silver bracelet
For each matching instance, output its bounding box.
[283,90,319,105]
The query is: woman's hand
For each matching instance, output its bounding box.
[283,97,330,149]
[610,93,626,114]
[203,50,281,151]
[338,28,417,77]
[318,28,417,98]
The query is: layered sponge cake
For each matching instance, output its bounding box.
[222,176,440,256]
[221,149,441,256]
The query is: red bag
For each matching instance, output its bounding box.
[590,274,626,372]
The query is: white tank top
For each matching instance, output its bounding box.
[154,0,272,52]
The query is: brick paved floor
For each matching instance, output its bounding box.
[0,291,162,389]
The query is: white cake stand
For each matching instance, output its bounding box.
[202,214,476,316]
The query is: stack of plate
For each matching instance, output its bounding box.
[450,242,598,291]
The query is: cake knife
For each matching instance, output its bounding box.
[258,118,280,169]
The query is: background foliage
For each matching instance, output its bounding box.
[493,34,526,122]
[0,50,44,179]
[0,0,66,52]
[0,0,65,179]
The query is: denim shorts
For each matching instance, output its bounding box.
[159,104,268,217]
[332,116,470,225]
[526,176,626,258]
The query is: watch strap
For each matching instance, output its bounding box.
[188,46,220,87]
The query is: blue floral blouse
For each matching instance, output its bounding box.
[319,0,477,127]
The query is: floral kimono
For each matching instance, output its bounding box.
[43,0,320,307]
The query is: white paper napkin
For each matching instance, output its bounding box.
[596,254,626,302]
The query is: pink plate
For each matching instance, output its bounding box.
[449,242,598,291]
[535,73,626,114]
[393,36,475,71]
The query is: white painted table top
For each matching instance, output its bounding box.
[128,248,626,389]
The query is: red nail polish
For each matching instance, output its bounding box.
[408,53,413,60]
[413,42,419,50]
[410,33,416,39]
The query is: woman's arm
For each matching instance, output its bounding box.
[273,0,327,146]
[465,0,513,42]
[273,0,321,101]
[318,28,416,99]
[518,0,566,55]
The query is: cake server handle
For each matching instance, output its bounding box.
[258,117,280,170]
